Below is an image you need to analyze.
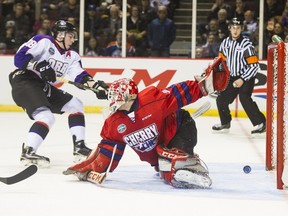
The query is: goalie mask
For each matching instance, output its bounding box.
[108,78,138,114]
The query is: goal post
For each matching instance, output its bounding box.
[266,41,287,189]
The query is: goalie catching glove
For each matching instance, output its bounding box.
[195,57,230,96]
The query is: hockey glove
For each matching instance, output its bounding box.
[92,80,109,100]
[35,60,56,82]
[195,57,230,96]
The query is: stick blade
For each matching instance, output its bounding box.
[0,165,38,185]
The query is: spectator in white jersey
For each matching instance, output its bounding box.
[8,20,109,167]
[212,17,266,134]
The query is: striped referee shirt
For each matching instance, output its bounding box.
[219,35,259,81]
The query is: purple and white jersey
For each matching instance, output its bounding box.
[14,34,88,84]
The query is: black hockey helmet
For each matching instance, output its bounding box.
[229,17,243,26]
[51,20,78,41]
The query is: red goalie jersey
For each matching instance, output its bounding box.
[68,80,203,174]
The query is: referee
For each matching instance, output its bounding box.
[212,17,266,134]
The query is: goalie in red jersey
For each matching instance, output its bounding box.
[63,60,229,188]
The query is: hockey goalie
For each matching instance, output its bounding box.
[63,65,229,188]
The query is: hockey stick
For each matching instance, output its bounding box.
[86,144,117,185]
[190,101,211,119]
[0,165,38,185]
[56,77,99,93]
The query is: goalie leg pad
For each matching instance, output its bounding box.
[156,145,212,188]
[173,169,212,189]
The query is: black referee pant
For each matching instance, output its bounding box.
[216,76,266,126]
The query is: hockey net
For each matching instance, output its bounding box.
[266,41,288,189]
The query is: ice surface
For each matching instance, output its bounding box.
[0,112,288,216]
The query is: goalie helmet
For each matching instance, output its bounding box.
[108,78,138,114]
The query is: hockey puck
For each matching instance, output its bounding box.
[243,165,251,174]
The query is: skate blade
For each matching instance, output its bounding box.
[21,159,50,168]
[212,128,230,134]
[173,169,212,189]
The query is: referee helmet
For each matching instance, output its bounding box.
[230,17,242,26]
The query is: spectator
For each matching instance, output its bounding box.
[35,18,51,35]
[217,8,230,42]
[103,4,122,43]
[207,0,233,22]
[3,2,31,47]
[198,18,219,45]
[0,0,14,18]
[242,10,257,40]
[127,4,148,57]
[103,29,136,57]
[0,20,17,54]
[201,33,220,58]
[84,3,98,40]
[231,0,246,21]
[109,0,131,18]
[84,37,103,56]
[0,42,7,54]
[264,0,284,22]
[281,1,288,33]
[274,22,285,40]
[33,7,50,35]
[263,17,276,58]
[58,0,80,23]
[23,0,35,28]
[138,0,157,25]
[150,0,175,19]
[147,5,176,57]
[195,47,203,59]
[41,0,65,21]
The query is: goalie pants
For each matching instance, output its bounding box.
[166,109,197,155]
[216,76,266,126]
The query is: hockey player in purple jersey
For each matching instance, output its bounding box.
[9,20,109,167]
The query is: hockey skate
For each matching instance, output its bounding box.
[20,143,50,167]
[212,122,230,132]
[73,135,92,163]
[251,122,266,134]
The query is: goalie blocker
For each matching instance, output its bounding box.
[195,57,230,96]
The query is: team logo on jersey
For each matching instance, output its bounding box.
[49,47,55,55]
[123,123,158,153]
[117,124,127,133]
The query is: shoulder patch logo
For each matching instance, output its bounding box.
[49,47,55,55]
[117,124,127,133]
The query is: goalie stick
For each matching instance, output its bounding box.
[86,144,117,185]
[56,77,100,93]
[0,165,38,185]
[190,101,211,119]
